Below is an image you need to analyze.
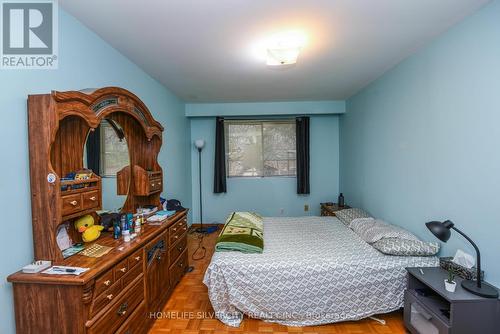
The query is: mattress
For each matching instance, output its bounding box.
[203,216,439,327]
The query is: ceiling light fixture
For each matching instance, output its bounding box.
[266,31,306,66]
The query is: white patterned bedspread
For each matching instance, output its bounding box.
[203,216,439,327]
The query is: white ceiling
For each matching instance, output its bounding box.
[60,0,489,102]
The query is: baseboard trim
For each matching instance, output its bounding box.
[190,223,223,228]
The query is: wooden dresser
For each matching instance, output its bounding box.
[8,210,189,334]
[7,87,188,333]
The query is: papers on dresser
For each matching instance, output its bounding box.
[147,210,176,225]
[42,266,89,276]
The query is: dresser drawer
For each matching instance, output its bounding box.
[122,262,143,288]
[404,290,450,334]
[169,216,187,236]
[90,279,122,317]
[115,259,129,280]
[115,301,147,334]
[169,249,188,288]
[94,269,114,296]
[168,220,180,236]
[169,234,187,265]
[82,190,99,210]
[149,177,162,193]
[88,278,144,334]
[61,194,82,216]
[128,248,143,269]
[169,219,187,244]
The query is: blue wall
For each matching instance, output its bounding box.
[0,10,190,334]
[101,178,127,211]
[340,0,500,286]
[186,100,345,117]
[190,113,340,224]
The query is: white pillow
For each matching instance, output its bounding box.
[336,208,371,226]
[349,217,375,228]
[350,219,419,244]
[372,238,439,256]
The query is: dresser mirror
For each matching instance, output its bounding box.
[83,118,130,211]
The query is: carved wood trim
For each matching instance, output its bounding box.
[52,87,164,138]
[82,283,94,304]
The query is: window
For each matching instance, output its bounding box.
[100,121,129,177]
[225,120,296,177]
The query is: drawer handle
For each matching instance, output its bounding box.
[134,256,141,261]
[106,294,114,300]
[178,262,183,268]
[151,183,155,187]
[103,280,111,286]
[174,235,179,240]
[89,196,96,201]
[69,200,78,206]
[183,227,187,231]
[119,267,127,273]
[158,182,162,185]
[172,227,177,232]
[157,255,162,261]
[177,246,183,252]
[117,302,128,316]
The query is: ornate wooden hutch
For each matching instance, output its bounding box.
[8,87,189,334]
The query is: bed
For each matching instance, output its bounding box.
[203,216,439,327]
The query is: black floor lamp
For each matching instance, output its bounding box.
[194,139,209,233]
[426,220,498,298]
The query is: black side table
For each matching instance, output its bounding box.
[405,267,500,334]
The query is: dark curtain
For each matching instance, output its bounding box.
[296,116,310,194]
[107,119,125,141]
[213,117,227,193]
[86,125,101,175]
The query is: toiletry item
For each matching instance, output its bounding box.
[127,213,134,234]
[123,230,131,242]
[120,215,127,235]
[338,193,345,207]
[452,249,475,269]
[113,221,121,239]
[134,216,142,234]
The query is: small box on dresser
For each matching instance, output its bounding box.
[404,267,500,334]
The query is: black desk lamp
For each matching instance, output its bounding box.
[426,220,498,298]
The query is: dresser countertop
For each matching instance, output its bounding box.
[7,210,187,285]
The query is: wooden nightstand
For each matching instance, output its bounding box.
[404,267,500,334]
[320,203,349,216]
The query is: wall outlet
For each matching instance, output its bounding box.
[304,204,309,212]
[280,208,284,215]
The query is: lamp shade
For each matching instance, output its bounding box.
[425,220,454,242]
[194,139,205,149]
[266,47,301,66]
